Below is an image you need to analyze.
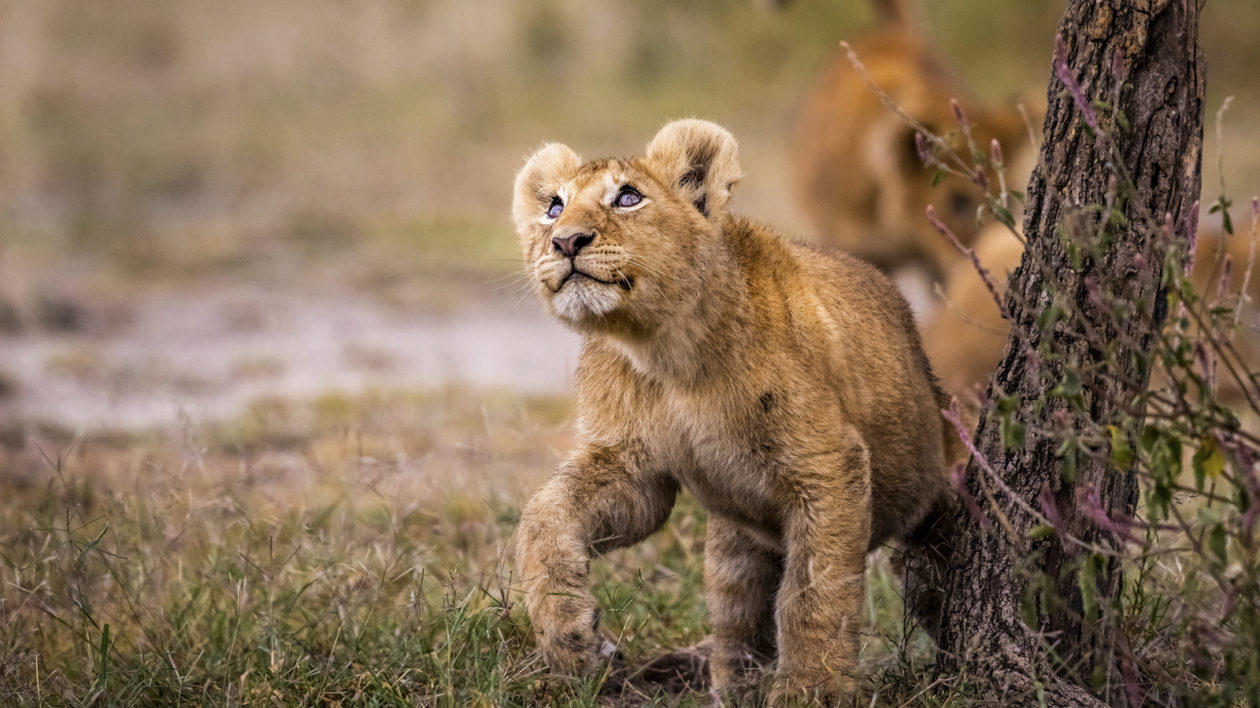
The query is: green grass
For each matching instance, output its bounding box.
[5,387,1244,704]
[2,2,1257,704]
[0,389,942,706]
[0,390,574,705]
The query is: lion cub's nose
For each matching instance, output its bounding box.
[552,232,595,259]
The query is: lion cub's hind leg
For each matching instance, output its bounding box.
[900,499,957,645]
[704,516,782,696]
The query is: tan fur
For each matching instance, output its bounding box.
[792,9,1031,278]
[512,119,958,701]
[921,224,1023,394]
[925,224,1260,396]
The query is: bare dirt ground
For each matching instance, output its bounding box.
[0,280,580,432]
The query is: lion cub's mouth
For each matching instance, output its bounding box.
[557,269,634,292]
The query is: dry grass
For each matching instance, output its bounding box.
[2,1,1260,704]
[0,389,939,706]
[0,389,572,705]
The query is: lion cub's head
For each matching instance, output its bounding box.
[512,120,742,335]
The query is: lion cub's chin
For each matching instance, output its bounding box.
[550,277,622,323]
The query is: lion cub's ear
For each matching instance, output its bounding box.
[513,143,582,234]
[645,119,742,222]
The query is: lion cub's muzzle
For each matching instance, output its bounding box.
[537,232,634,294]
[552,231,594,258]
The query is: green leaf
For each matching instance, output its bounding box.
[996,393,1019,416]
[1209,524,1228,564]
[1028,524,1056,540]
[98,623,111,687]
[1139,427,1181,490]
[931,168,948,187]
[1059,444,1078,483]
[1210,196,1235,234]
[1192,436,1225,492]
[1196,506,1220,527]
[1147,478,1172,518]
[1037,305,1065,332]
[1054,369,1082,399]
[1001,419,1026,450]
[1058,443,1078,481]
[1108,425,1135,471]
[1021,584,1040,630]
[993,204,1016,229]
[1078,554,1100,624]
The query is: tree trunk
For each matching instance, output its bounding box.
[933,1,1204,704]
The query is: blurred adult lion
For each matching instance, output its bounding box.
[790,0,1257,400]
[792,0,1030,279]
[925,222,1260,395]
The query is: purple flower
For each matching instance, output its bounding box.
[1084,275,1104,308]
[952,462,991,530]
[915,131,932,165]
[1024,346,1041,378]
[1110,47,1130,83]
[1037,483,1070,551]
[951,98,968,126]
[1181,207,1200,277]
[1076,484,1140,544]
[1053,34,1099,133]
[1216,256,1233,302]
[927,205,1004,316]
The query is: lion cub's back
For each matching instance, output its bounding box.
[774,235,950,539]
[731,221,930,385]
[789,240,931,384]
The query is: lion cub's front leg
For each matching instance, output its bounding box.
[771,433,873,703]
[515,446,678,677]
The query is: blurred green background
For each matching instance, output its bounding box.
[0,0,1256,431]
[0,5,1257,701]
[3,0,1255,283]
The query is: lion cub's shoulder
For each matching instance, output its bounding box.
[734,217,913,321]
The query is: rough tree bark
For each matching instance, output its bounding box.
[933,1,1204,705]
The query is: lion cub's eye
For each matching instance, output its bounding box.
[545,197,564,220]
[613,186,642,209]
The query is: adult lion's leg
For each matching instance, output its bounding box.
[515,445,678,677]
[704,516,781,695]
[771,433,872,703]
[901,498,956,645]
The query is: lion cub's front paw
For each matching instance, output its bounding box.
[538,616,606,677]
[767,672,855,706]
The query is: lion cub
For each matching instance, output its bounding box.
[512,119,956,700]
